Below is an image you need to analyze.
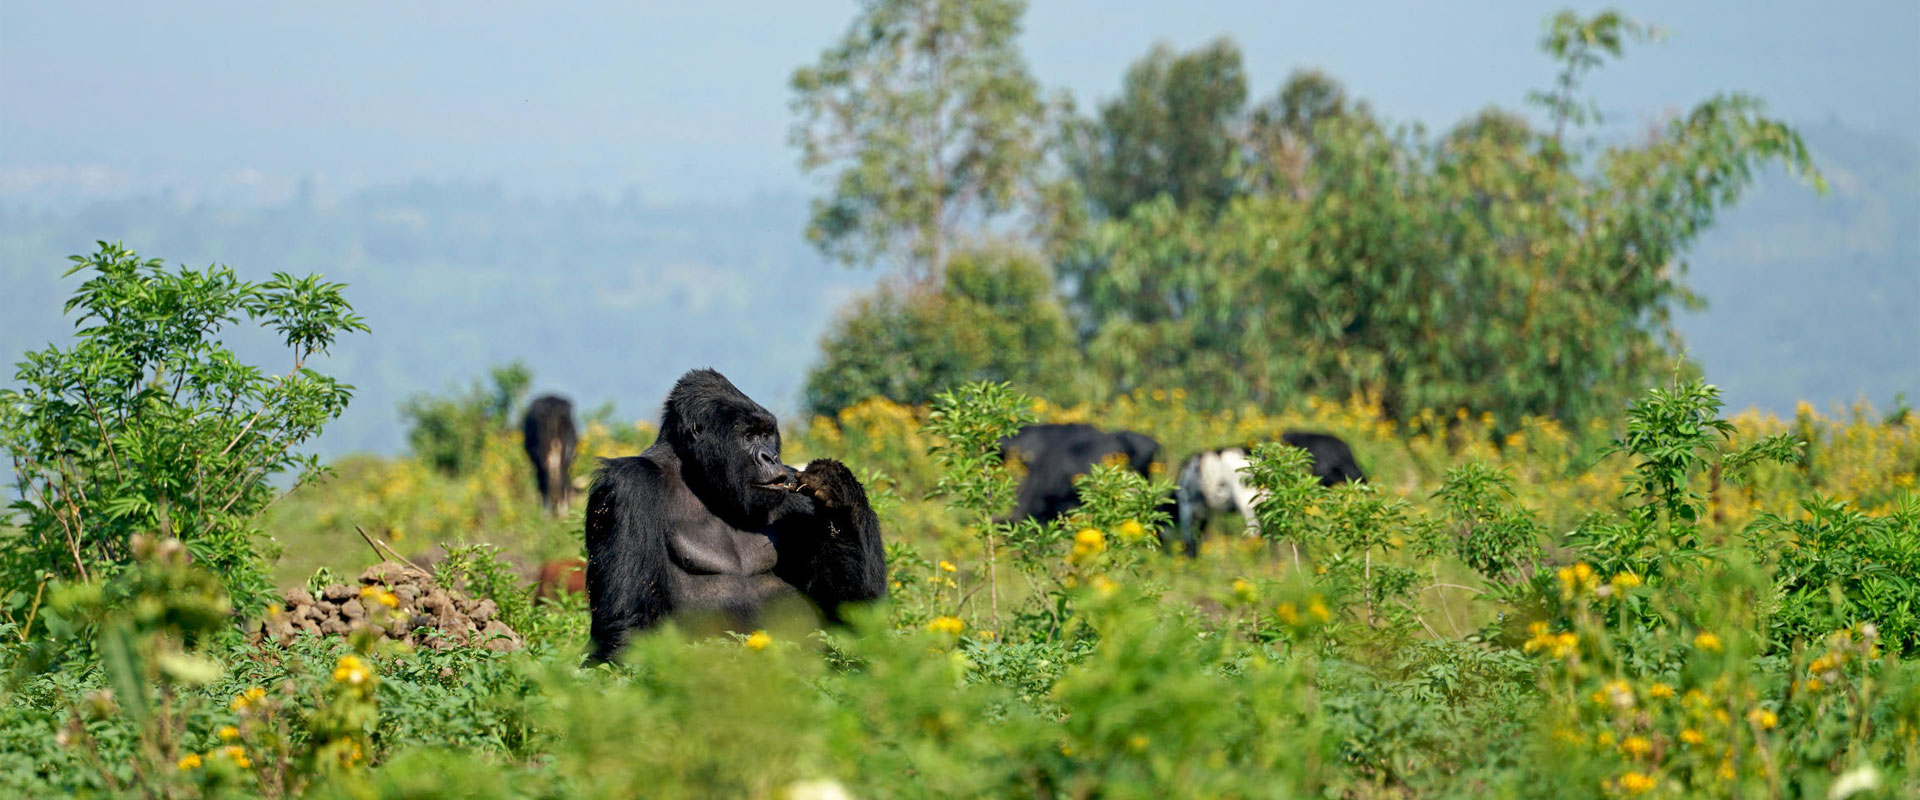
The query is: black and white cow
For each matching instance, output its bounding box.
[1171,431,1365,557]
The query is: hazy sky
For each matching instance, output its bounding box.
[4,1,1916,204]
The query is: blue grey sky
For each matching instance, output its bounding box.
[4,1,1915,204]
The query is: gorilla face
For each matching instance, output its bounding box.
[661,369,798,520]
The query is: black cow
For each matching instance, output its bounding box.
[522,395,579,517]
[1000,423,1160,525]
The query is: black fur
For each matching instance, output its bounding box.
[585,369,886,663]
[1000,423,1161,524]
[1278,431,1367,486]
[521,394,578,517]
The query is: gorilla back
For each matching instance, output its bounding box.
[585,369,886,663]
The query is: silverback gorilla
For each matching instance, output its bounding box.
[584,369,887,663]
[521,394,578,517]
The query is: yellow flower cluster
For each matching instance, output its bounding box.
[1230,579,1258,605]
[744,630,773,651]
[1609,571,1642,590]
[217,725,240,742]
[927,616,965,635]
[229,686,267,713]
[1611,771,1656,794]
[1274,597,1332,627]
[333,655,372,686]
[1692,632,1724,653]
[938,560,956,573]
[217,745,252,769]
[1066,528,1106,565]
[1557,563,1599,600]
[1522,621,1578,659]
[1114,520,1148,542]
[359,585,400,609]
[1647,682,1674,700]
[176,753,202,770]
[1746,708,1778,730]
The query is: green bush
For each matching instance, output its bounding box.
[0,242,365,615]
[400,361,530,476]
[804,245,1091,418]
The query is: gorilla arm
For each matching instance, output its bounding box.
[777,458,888,622]
[584,456,675,663]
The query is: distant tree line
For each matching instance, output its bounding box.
[792,3,1822,427]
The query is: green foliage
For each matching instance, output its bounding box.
[1749,495,1920,657]
[790,0,1048,281]
[435,543,536,637]
[0,242,365,615]
[803,245,1088,417]
[1063,10,1821,425]
[1066,38,1249,218]
[399,361,530,476]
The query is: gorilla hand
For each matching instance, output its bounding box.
[797,459,868,514]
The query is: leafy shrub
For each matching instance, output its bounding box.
[400,361,530,476]
[0,243,365,615]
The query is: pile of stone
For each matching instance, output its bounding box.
[257,560,524,652]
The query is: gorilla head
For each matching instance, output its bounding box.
[659,369,799,522]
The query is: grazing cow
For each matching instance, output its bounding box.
[1172,431,1366,558]
[522,395,579,517]
[1000,423,1161,525]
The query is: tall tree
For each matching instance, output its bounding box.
[791,0,1047,284]
[1068,39,1249,220]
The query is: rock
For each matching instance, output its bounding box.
[394,585,420,606]
[478,620,523,652]
[468,599,497,624]
[319,617,351,636]
[340,598,367,621]
[322,583,355,602]
[361,561,431,587]
[284,587,316,608]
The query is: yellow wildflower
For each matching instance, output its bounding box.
[1610,572,1642,590]
[1557,563,1599,599]
[1595,731,1615,747]
[1806,677,1823,692]
[217,725,240,742]
[1679,729,1704,745]
[938,560,956,573]
[1717,760,1736,780]
[1068,528,1107,565]
[1127,734,1150,752]
[332,655,371,686]
[1090,575,1118,597]
[927,616,965,635]
[220,745,251,769]
[177,753,203,770]
[1647,682,1675,700]
[1276,602,1300,626]
[744,631,773,651]
[1620,736,1652,757]
[229,686,267,713]
[1615,771,1656,794]
[1604,679,1635,709]
[1231,579,1258,604]
[1747,708,1778,730]
[1116,520,1148,542]
[1693,632,1724,652]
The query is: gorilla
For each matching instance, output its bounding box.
[1000,423,1161,525]
[1171,430,1366,556]
[522,394,578,517]
[585,369,886,663]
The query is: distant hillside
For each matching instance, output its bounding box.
[1674,123,1918,415]
[2,122,1912,457]
[0,185,878,456]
